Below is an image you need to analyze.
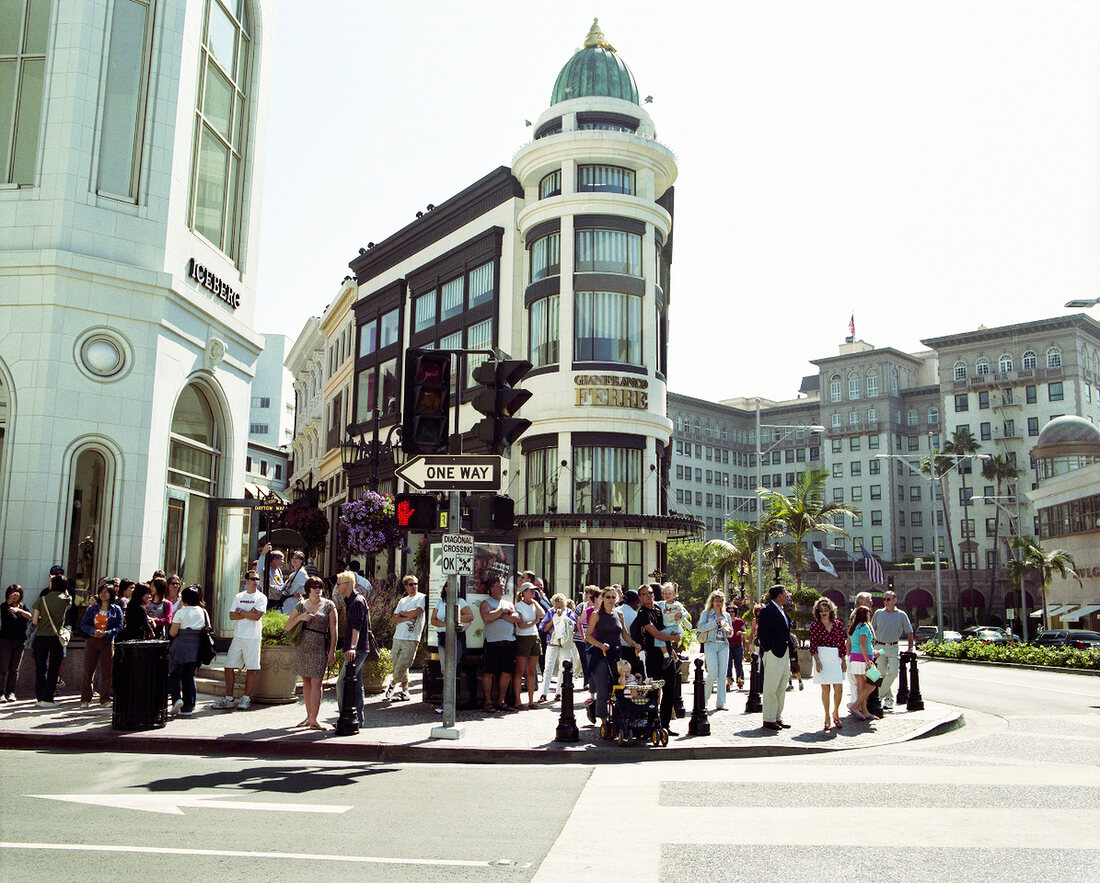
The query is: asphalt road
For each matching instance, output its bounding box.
[1,661,1097,882]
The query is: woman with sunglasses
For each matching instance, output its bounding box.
[809,597,848,730]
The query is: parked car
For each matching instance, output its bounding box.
[941,630,963,643]
[915,626,940,643]
[961,626,1017,644]
[1034,629,1100,649]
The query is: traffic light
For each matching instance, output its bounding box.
[470,494,515,532]
[402,348,451,455]
[394,493,438,531]
[470,355,532,454]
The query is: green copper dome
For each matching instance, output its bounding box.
[550,19,639,106]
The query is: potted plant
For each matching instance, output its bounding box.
[254,610,300,704]
[363,647,392,695]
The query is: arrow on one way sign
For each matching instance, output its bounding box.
[395,455,503,491]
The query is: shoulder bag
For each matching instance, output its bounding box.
[41,597,71,648]
[197,610,217,666]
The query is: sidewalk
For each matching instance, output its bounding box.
[0,676,963,763]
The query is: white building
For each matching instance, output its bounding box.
[245,332,293,494]
[0,0,273,629]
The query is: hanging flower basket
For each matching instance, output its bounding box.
[282,501,330,553]
[337,491,409,557]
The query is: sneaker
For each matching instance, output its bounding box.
[79,701,91,708]
[211,696,236,710]
[36,700,55,708]
[434,706,443,714]
[179,709,193,718]
[0,695,7,703]
[4,694,15,702]
[237,695,251,710]
[171,699,184,716]
[384,684,394,700]
[395,691,410,702]
[883,699,895,710]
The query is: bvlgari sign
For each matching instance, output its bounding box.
[188,258,241,309]
[574,374,648,409]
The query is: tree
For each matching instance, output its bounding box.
[664,540,711,607]
[758,469,859,590]
[704,518,771,598]
[1005,536,1081,631]
[981,454,1021,617]
[945,426,982,623]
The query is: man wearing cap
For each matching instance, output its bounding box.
[871,590,914,710]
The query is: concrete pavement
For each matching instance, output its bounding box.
[0,673,962,763]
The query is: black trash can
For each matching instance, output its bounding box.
[112,640,170,730]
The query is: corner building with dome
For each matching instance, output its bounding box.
[341,21,700,593]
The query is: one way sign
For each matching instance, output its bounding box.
[395,454,503,491]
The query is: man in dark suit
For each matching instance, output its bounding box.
[757,584,792,730]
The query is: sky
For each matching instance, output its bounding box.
[256,0,1100,403]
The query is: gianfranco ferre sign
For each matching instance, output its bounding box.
[574,374,649,409]
[188,259,241,309]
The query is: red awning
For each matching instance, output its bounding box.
[1003,588,1036,607]
[904,589,934,608]
[959,588,986,607]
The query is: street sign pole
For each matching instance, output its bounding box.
[432,492,464,740]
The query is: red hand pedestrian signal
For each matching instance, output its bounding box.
[396,499,414,528]
[394,493,437,531]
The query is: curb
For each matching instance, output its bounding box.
[0,709,964,764]
[921,656,1100,677]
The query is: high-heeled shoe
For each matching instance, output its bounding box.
[833,715,843,728]
[824,719,831,732]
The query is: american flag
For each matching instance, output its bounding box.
[848,313,856,337]
[861,544,884,585]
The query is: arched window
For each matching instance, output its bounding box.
[866,370,879,398]
[890,367,899,395]
[1022,350,1037,370]
[975,358,990,376]
[64,447,115,601]
[927,406,939,425]
[1047,347,1062,369]
[829,374,842,402]
[189,0,252,262]
[693,418,701,434]
[953,361,967,381]
[998,354,1013,373]
[907,409,918,426]
[848,372,860,400]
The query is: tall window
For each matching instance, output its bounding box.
[1022,350,1037,370]
[848,372,860,400]
[953,361,967,381]
[1047,347,1062,369]
[413,291,435,333]
[976,357,990,376]
[573,446,641,514]
[575,229,641,275]
[526,447,558,513]
[998,354,1013,373]
[927,406,939,424]
[829,374,842,402]
[866,371,879,397]
[96,0,155,199]
[189,0,250,261]
[465,318,493,387]
[577,164,635,194]
[539,169,561,199]
[1,0,50,184]
[529,294,559,367]
[529,232,560,282]
[574,291,641,364]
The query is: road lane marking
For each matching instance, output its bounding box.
[0,842,524,869]
[29,794,352,815]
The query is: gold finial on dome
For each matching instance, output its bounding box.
[583,17,616,52]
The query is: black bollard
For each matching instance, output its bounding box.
[688,657,711,736]
[334,659,361,737]
[745,652,763,714]
[895,651,910,705]
[904,651,924,711]
[554,659,579,742]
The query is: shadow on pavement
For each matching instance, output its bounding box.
[140,762,397,793]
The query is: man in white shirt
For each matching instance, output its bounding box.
[387,574,424,701]
[212,570,266,710]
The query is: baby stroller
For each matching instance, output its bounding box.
[599,656,668,747]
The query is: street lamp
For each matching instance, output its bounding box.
[1065,297,1100,309]
[754,401,825,600]
[876,438,989,638]
[974,491,1028,641]
[340,410,405,492]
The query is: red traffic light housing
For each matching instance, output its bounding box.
[402,348,451,455]
[395,493,438,531]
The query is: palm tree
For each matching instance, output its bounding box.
[919,451,962,599]
[758,468,859,590]
[706,515,777,600]
[945,427,981,624]
[1005,536,1080,631]
[981,454,1021,620]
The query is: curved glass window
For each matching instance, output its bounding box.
[529,232,560,282]
[529,294,559,368]
[998,354,1013,373]
[1022,350,1037,370]
[572,447,642,514]
[574,291,641,364]
[953,361,967,381]
[1047,347,1062,369]
[539,169,561,199]
[169,385,220,495]
[526,447,559,513]
[976,358,990,376]
[574,229,641,276]
[577,164,635,195]
[1,0,51,185]
[189,0,250,262]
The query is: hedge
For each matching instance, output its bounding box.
[919,639,1100,670]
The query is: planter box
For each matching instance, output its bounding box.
[254,644,299,704]
[799,648,814,679]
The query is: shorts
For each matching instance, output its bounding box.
[391,638,418,684]
[225,637,261,671]
[482,640,516,675]
[514,634,541,659]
